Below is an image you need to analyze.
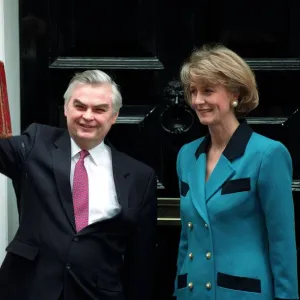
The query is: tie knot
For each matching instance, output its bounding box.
[79,150,89,160]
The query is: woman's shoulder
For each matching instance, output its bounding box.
[251,132,285,149]
[178,136,206,156]
[249,132,290,158]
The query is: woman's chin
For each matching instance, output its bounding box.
[198,117,214,126]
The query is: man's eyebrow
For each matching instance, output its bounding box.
[94,104,109,108]
[73,99,85,105]
[72,100,109,109]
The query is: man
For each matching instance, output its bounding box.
[0,70,157,300]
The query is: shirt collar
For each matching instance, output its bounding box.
[70,138,106,166]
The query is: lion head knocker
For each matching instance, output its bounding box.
[160,80,194,135]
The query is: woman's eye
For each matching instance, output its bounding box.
[205,88,213,94]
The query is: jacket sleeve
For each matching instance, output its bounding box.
[174,145,188,289]
[257,141,298,300]
[123,170,157,300]
[0,123,37,179]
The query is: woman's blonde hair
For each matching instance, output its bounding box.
[180,44,259,117]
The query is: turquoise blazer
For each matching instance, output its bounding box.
[174,121,298,300]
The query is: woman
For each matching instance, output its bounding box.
[174,45,298,300]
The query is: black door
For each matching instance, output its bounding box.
[20,0,300,299]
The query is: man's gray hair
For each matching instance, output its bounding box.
[63,70,122,114]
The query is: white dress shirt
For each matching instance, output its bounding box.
[70,138,121,225]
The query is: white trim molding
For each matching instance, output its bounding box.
[0,0,20,263]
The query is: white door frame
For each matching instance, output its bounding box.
[0,0,20,263]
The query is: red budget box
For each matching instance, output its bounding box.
[0,61,12,138]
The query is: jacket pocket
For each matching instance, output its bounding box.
[217,272,261,293]
[221,178,251,195]
[177,273,187,289]
[180,181,189,197]
[5,238,39,261]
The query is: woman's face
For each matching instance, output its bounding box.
[189,80,238,126]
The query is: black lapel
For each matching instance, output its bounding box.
[195,133,210,160]
[222,119,253,161]
[194,119,253,201]
[194,119,253,162]
[106,140,130,211]
[51,130,76,232]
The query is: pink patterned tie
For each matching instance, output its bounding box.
[73,150,89,232]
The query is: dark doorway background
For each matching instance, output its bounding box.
[19,0,300,299]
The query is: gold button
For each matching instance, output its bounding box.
[188,222,193,229]
[188,253,193,260]
[188,282,193,289]
[206,282,212,289]
[206,252,211,259]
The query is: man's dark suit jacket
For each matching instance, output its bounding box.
[0,123,157,300]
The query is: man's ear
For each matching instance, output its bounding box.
[64,104,67,117]
[112,111,119,124]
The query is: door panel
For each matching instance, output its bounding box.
[20,0,300,299]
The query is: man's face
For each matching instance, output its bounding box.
[64,83,118,150]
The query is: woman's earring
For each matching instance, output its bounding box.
[231,100,238,108]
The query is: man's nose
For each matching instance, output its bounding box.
[82,110,94,120]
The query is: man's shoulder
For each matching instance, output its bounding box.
[24,123,64,133]
[23,123,66,140]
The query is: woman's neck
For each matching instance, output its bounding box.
[208,118,240,151]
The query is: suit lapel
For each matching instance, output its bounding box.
[205,155,235,202]
[195,119,254,203]
[51,131,76,231]
[107,141,130,212]
[188,151,209,224]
